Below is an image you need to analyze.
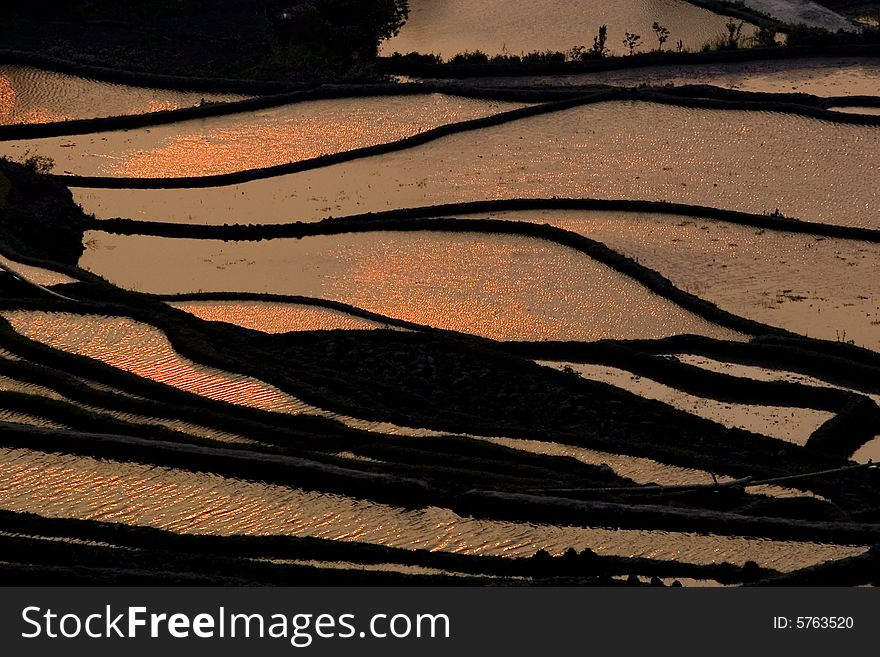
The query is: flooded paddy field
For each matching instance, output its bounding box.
[79,231,741,342]
[0,447,863,570]
[169,300,398,333]
[73,102,880,228]
[539,361,833,444]
[381,0,754,58]
[672,354,880,405]
[455,58,880,96]
[0,65,243,125]
[457,209,880,349]
[0,256,77,289]
[0,95,526,178]
[0,311,321,415]
[1,32,879,585]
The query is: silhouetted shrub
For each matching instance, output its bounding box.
[448,50,490,64]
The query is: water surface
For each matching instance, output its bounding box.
[1,311,317,415]
[455,58,880,96]
[0,310,461,438]
[0,446,861,569]
[540,361,833,444]
[80,231,742,342]
[382,0,754,57]
[460,209,880,349]
[74,102,880,228]
[170,301,397,333]
[737,0,853,30]
[1,95,525,177]
[0,253,77,287]
[0,65,243,125]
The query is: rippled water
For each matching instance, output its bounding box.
[75,102,880,228]
[0,65,243,125]
[458,58,880,96]
[0,447,862,569]
[540,361,833,444]
[674,354,880,405]
[0,310,453,438]
[458,209,880,349]
[80,231,741,342]
[480,436,825,500]
[381,0,754,57]
[1,95,526,178]
[0,253,77,287]
[170,300,397,333]
[0,311,317,415]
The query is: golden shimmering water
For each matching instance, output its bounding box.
[170,300,397,333]
[0,367,250,444]
[74,103,880,228]
[0,310,459,437]
[80,231,743,342]
[1,95,526,177]
[540,361,834,444]
[0,65,243,125]
[455,210,880,349]
[381,0,755,57]
[0,447,863,569]
[0,311,318,415]
[0,253,77,287]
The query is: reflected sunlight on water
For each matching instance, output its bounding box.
[0,447,864,569]
[459,209,880,350]
[74,103,880,229]
[0,65,243,125]
[0,311,317,415]
[81,231,743,342]
[170,301,397,333]
[540,361,834,444]
[0,253,78,287]
[1,95,527,177]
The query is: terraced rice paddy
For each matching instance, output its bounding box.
[169,300,398,333]
[72,102,880,228]
[0,65,243,125]
[78,232,743,342]
[0,95,526,177]
[0,447,863,570]
[0,253,77,287]
[381,0,755,57]
[539,361,834,444]
[458,210,880,349]
[0,311,320,415]
[462,58,880,96]
[1,48,879,586]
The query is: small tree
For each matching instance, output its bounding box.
[652,22,670,51]
[622,32,641,56]
[751,25,779,48]
[723,20,744,49]
[590,24,609,58]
